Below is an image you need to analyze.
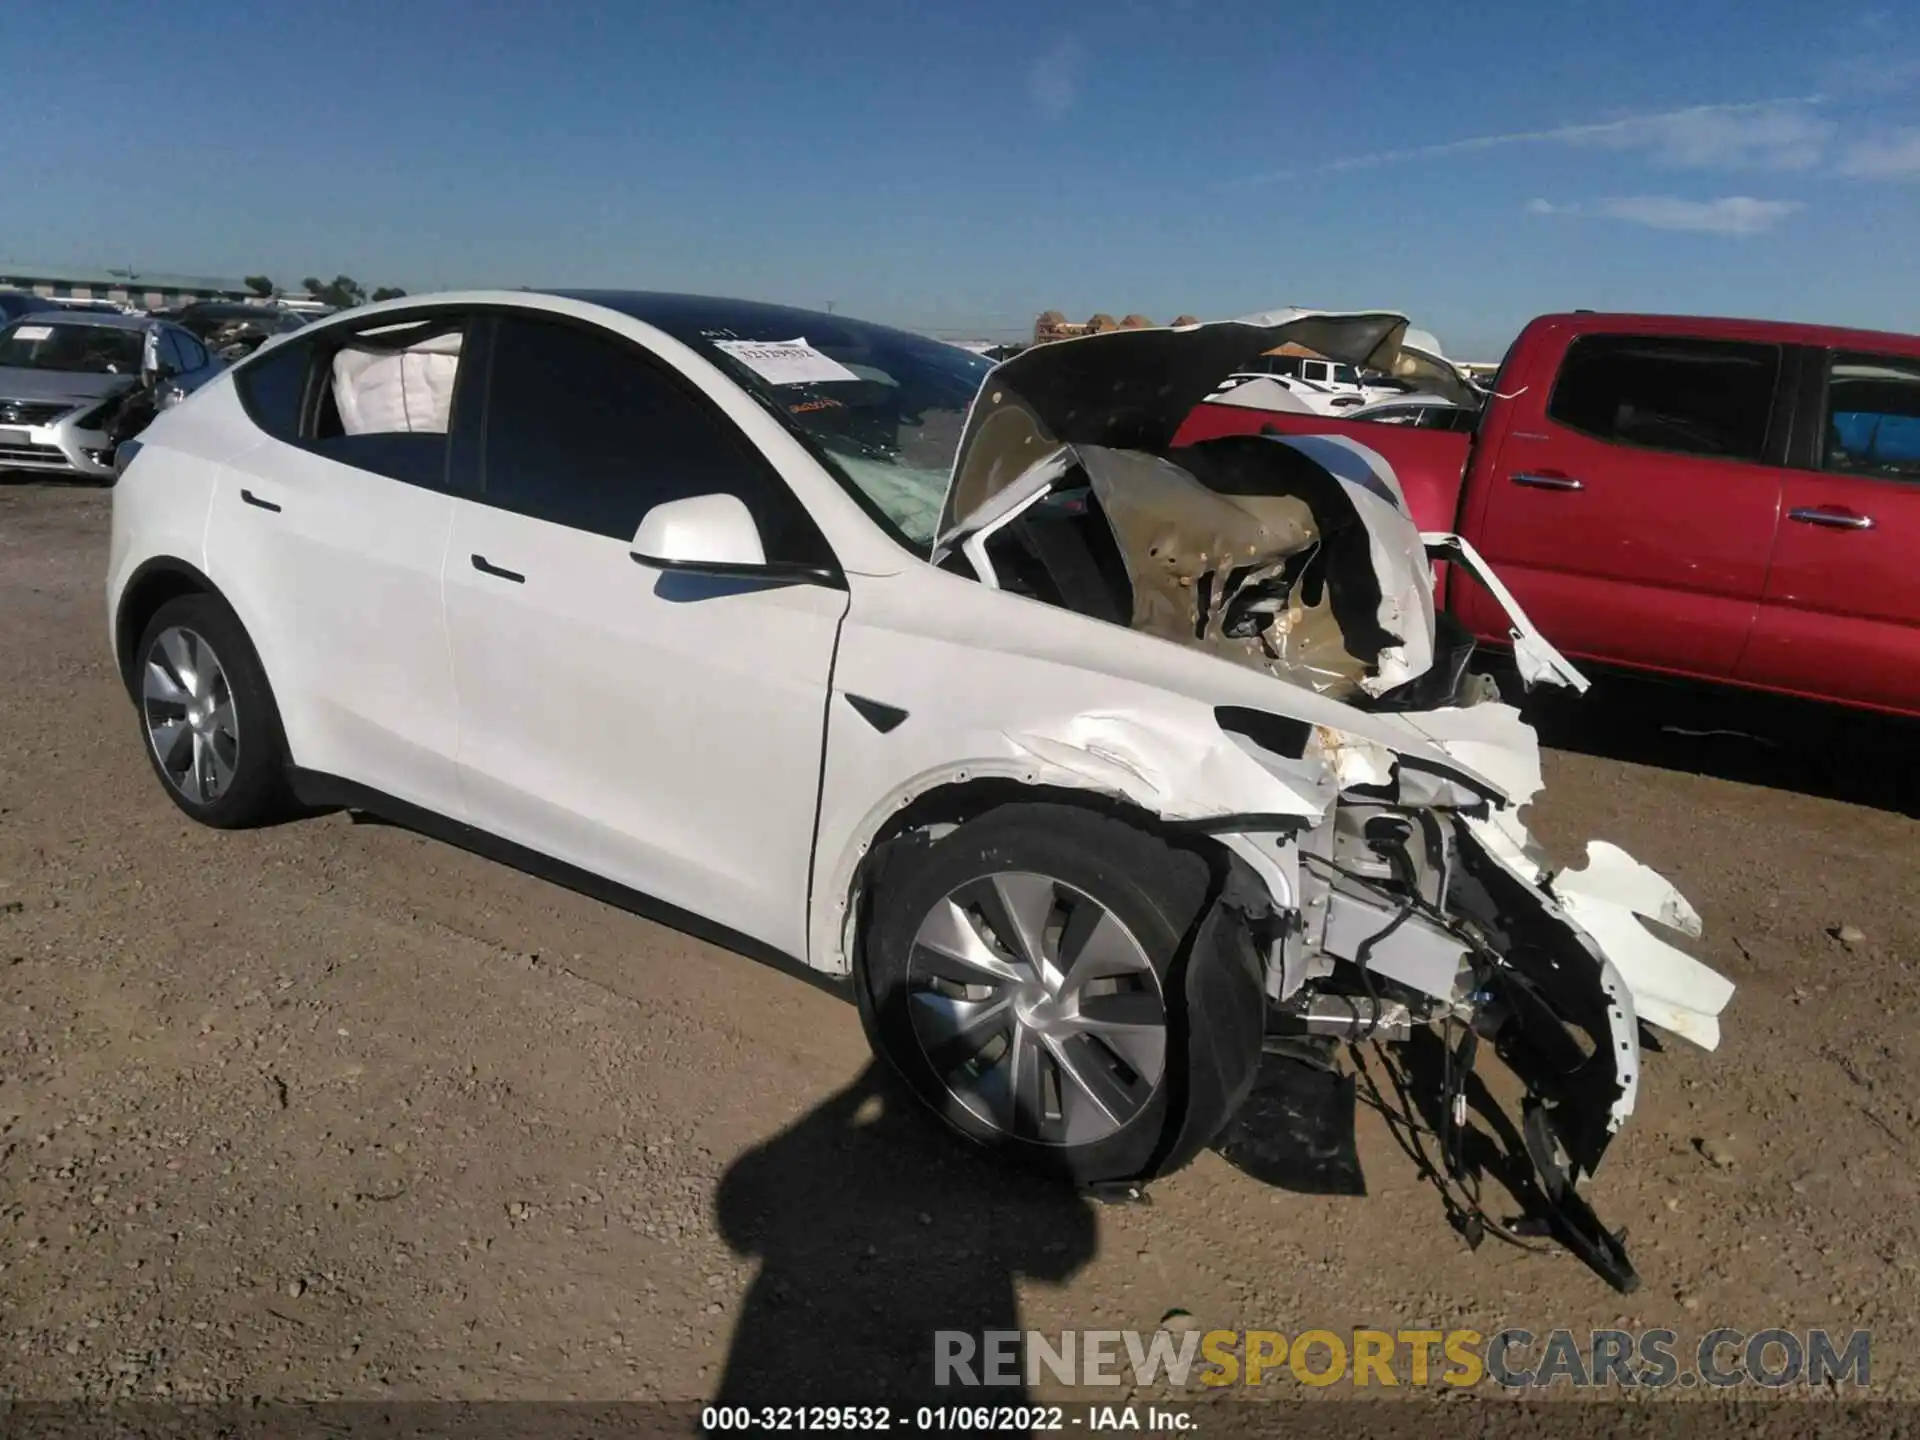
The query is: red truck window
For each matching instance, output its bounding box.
[1823,352,1920,479]
[1547,334,1779,463]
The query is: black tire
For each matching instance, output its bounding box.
[856,802,1266,1186]
[131,593,292,829]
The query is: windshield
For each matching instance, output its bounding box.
[0,321,143,375]
[635,304,993,550]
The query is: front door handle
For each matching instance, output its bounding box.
[1788,507,1875,531]
[239,489,281,513]
[1510,472,1584,491]
[471,553,526,583]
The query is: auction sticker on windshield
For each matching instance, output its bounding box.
[713,336,860,386]
[10,325,52,342]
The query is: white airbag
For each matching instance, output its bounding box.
[331,331,462,436]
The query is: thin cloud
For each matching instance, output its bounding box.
[1526,195,1803,235]
[1236,96,1829,184]
[1838,128,1920,178]
[1824,53,1920,93]
[1569,101,1833,170]
[1027,36,1084,119]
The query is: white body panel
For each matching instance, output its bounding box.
[208,436,465,818]
[443,501,846,959]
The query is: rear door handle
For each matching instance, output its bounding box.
[1510,472,1584,491]
[1788,507,1875,531]
[471,553,526,583]
[239,489,281,513]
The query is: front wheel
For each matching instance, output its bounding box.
[856,802,1266,1187]
[132,593,292,829]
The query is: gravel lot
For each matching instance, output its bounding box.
[2,477,1916,1410]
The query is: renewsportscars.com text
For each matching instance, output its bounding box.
[934,1327,1871,1390]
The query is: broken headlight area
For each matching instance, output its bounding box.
[926,312,1727,1289]
[1217,787,1665,1293]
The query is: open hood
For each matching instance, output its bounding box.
[928,306,1584,706]
[937,308,1412,538]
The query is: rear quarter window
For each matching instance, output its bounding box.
[231,339,311,442]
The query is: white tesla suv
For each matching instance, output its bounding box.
[108,291,1732,1290]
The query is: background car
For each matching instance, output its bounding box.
[0,290,56,325]
[1182,309,1920,718]
[167,302,313,362]
[0,311,223,479]
[50,297,137,315]
[1205,370,1370,415]
[1342,393,1480,431]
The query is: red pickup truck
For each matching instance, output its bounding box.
[1177,313,1920,718]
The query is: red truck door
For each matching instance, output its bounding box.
[1457,328,1787,677]
[1735,346,1920,716]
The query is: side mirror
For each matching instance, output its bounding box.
[629,494,839,587]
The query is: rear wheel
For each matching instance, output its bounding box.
[857,803,1266,1186]
[133,594,291,829]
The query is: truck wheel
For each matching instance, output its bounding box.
[857,802,1266,1186]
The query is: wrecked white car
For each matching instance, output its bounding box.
[109,292,1730,1293]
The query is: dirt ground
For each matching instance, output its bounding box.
[2,477,1917,1413]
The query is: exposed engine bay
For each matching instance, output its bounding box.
[927,311,1734,1290]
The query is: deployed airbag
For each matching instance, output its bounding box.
[331,331,462,436]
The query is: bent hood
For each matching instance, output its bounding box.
[938,308,1414,536]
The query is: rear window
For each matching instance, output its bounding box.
[1547,334,1779,462]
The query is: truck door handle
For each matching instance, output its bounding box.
[471,554,526,583]
[1510,472,1584,491]
[1788,507,1875,531]
[239,489,281,512]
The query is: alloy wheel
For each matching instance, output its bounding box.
[142,625,239,806]
[905,871,1168,1146]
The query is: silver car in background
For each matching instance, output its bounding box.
[0,311,223,480]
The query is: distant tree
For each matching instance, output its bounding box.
[302,275,367,309]
[243,275,275,297]
[370,286,407,303]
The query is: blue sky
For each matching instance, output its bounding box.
[4,0,1918,357]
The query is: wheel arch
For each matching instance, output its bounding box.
[811,761,1285,979]
[114,556,223,693]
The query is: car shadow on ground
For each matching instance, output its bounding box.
[711,1062,1099,1414]
[1517,670,1919,818]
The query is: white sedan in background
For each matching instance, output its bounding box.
[108,290,1730,1291]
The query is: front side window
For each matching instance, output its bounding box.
[1547,333,1779,462]
[482,315,832,565]
[1823,351,1920,479]
[0,321,143,375]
